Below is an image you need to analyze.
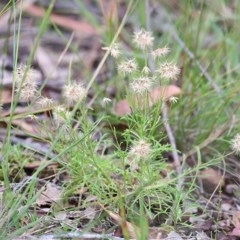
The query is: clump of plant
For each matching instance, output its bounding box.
[6,29,201,238]
[51,28,187,234]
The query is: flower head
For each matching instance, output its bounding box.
[63,82,87,104]
[231,134,240,154]
[16,65,37,89]
[157,62,180,80]
[102,97,112,106]
[130,76,152,95]
[151,47,170,59]
[102,43,121,58]
[142,66,151,75]
[169,96,179,104]
[37,97,54,108]
[15,65,38,102]
[15,84,37,102]
[118,59,138,75]
[133,29,154,50]
[129,139,152,160]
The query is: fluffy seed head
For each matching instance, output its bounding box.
[63,82,87,104]
[129,139,152,160]
[142,66,151,75]
[133,29,154,50]
[16,85,37,102]
[37,97,54,108]
[169,96,179,104]
[157,62,180,80]
[16,65,37,89]
[130,76,152,95]
[102,97,112,106]
[118,59,138,75]
[231,134,240,154]
[151,47,170,59]
[102,43,121,58]
[15,65,38,102]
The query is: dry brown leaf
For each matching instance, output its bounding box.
[24,161,58,170]
[36,183,62,206]
[230,212,240,237]
[199,168,225,193]
[114,99,131,116]
[114,85,182,116]
[12,119,39,135]
[0,88,12,104]
[232,212,240,228]
[24,4,98,36]
[148,85,182,105]
[229,227,240,237]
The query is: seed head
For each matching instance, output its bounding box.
[231,134,240,154]
[63,82,87,104]
[16,65,37,89]
[151,47,170,59]
[130,76,152,95]
[102,43,121,58]
[15,65,38,102]
[129,139,152,160]
[133,29,154,50]
[169,96,179,104]
[16,85,37,102]
[118,59,138,75]
[102,97,112,106]
[142,66,151,75]
[37,97,54,108]
[157,62,180,80]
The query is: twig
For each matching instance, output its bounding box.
[161,103,182,181]
[16,232,123,240]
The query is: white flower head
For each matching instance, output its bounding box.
[142,66,151,75]
[129,139,152,160]
[118,58,138,75]
[231,133,240,155]
[15,65,39,102]
[133,29,154,50]
[169,96,179,104]
[151,47,170,59]
[130,76,152,95]
[102,43,121,58]
[157,62,180,80]
[16,85,37,102]
[102,97,112,106]
[63,82,87,104]
[16,65,38,88]
[37,97,54,108]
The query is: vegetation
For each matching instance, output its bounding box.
[0,0,240,239]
